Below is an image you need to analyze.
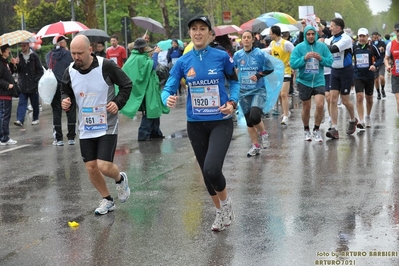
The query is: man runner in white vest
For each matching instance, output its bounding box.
[61,35,133,215]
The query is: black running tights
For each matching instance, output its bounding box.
[187,119,233,196]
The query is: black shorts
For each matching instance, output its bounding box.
[297,82,325,101]
[80,134,118,163]
[392,75,399,94]
[324,74,331,92]
[354,78,374,95]
[283,76,291,82]
[330,65,354,95]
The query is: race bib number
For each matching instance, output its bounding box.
[356,54,369,68]
[333,53,341,61]
[190,85,220,115]
[172,58,178,65]
[305,58,319,73]
[396,60,399,74]
[82,105,108,131]
[241,71,256,85]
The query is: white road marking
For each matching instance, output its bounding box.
[0,144,31,154]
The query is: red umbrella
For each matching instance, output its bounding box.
[36,21,89,37]
[214,25,242,36]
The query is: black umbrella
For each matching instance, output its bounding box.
[76,29,110,43]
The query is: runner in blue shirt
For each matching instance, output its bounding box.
[161,15,239,232]
[233,30,274,156]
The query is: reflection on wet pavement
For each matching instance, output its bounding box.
[2,86,399,265]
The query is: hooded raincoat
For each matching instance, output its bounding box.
[290,25,333,88]
[119,49,169,119]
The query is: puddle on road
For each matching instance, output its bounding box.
[168,129,188,138]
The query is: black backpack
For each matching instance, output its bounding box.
[156,64,171,86]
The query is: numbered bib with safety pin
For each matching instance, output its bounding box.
[241,71,256,85]
[356,54,369,68]
[82,105,108,131]
[305,58,319,73]
[190,85,221,115]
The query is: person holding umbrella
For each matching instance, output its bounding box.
[161,15,239,232]
[0,44,18,145]
[95,42,106,58]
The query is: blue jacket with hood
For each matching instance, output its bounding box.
[290,25,333,88]
[45,47,73,82]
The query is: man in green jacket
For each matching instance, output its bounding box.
[290,25,333,142]
[120,38,169,141]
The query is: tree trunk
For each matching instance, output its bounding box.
[159,0,170,38]
[84,0,97,28]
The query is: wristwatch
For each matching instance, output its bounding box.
[227,101,237,109]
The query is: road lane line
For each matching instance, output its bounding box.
[0,144,31,154]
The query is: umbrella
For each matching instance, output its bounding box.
[132,16,166,34]
[261,23,299,36]
[240,18,273,33]
[0,30,35,46]
[36,21,89,37]
[76,29,110,43]
[214,25,242,36]
[157,39,183,51]
[258,12,297,25]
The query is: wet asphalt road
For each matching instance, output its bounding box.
[1,77,399,266]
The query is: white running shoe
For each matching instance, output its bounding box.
[31,120,39,125]
[1,139,17,145]
[304,130,312,141]
[247,145,260,157]
[260,133,270,149]
[53,140,64,146]
[116,172,131,203]
[281,116,289,125]
[211,211,225,231]
[365,116,371,128]
[222,198,234,226]
[357,122,366,132]
[313,130,323,142]
[95,199,115,215]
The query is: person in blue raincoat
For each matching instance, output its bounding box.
[233,30,284,157]
[290,25,333,142]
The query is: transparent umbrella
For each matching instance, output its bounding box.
[131,16,166,35]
